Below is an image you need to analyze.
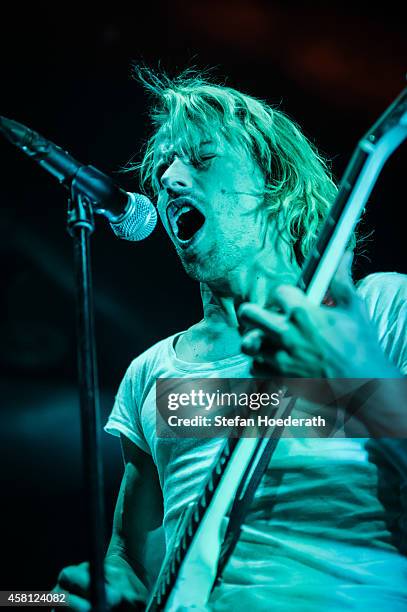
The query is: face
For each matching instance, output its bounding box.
[153,128,293,294]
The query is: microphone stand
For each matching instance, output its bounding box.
[67,187,107,612]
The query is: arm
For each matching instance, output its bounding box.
[55,435,163,611]
[106,434,164,587]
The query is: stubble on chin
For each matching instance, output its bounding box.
[179,258,229,290]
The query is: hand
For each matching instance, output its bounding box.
[238,254,393,379]
[52,560,148,611]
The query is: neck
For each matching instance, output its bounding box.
[200,283,240,330]
[199,253,299,332]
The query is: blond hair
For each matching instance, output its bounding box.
[130,67,351,264]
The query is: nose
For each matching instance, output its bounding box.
[161,156,193,193]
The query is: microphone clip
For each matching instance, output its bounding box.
[67,188,95,237]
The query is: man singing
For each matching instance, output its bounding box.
[55,69,407,610]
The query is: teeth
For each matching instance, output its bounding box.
[168,204,194,237]
[167,201,205,244]
[174,205,194,221]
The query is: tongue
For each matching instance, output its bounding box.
[177,209,205,241]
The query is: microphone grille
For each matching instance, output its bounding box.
[110,193,157,241]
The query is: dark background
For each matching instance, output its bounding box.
[1,0,406,594]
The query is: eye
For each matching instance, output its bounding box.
[192,153,216,169]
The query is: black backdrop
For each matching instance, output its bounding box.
[1,0,406,593]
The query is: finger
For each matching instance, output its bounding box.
[241,328,264,355]
[251,350,291,377]
[289,305,315,336]
[58,564,90,599]
[263,350,290,372]
[67,593,91,612]
[238,303,289,339]
[104,584,144,610]
[272,285,310,314]
[61,593,91,612]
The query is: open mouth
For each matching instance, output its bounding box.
[167,202,206,244]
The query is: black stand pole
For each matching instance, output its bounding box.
[67,192,107,612]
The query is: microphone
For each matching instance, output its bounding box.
[0,116,157,241]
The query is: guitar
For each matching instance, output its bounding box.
[146,87,407,611]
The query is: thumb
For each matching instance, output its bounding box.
[329,251,355,306]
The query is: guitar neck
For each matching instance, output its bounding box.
[301,87,407,304]
[147,436,239,611]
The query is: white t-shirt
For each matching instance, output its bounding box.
[105,273,407,611]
